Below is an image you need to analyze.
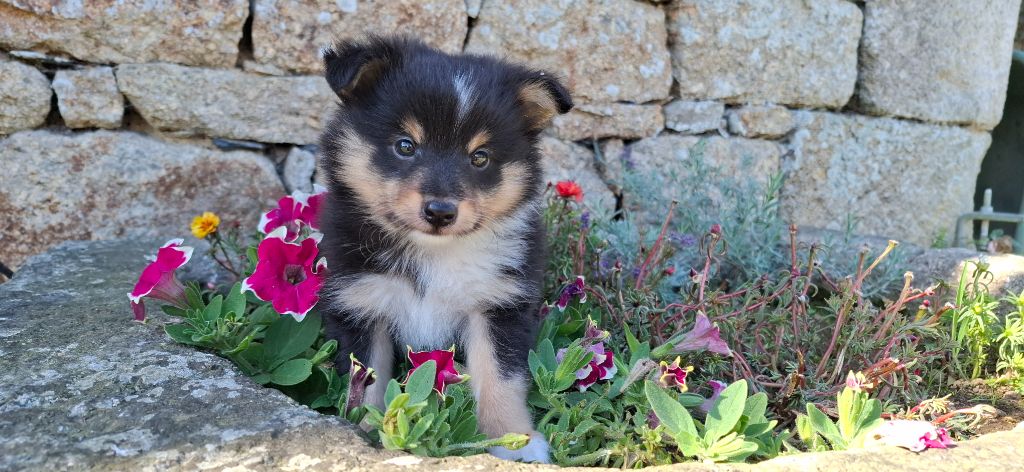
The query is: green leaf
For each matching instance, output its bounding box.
[384,379,402,408]
[806,403,844,449]
[406,360,437,404]
[249,304,278,325]
[224,283,246,317]
[310,340,337,366]
[262,312,321,369]
[705,380,747,442]
[408,413,435,443]
[451,416,479,442]
[164,323,199,346]
[202,295,223,322]
[743,392,769,423]
[679,393,705,408]
[538,338,558,371]
[161,305,188,317]
[644,381,696,438]
[270,358,313,386]
[185,284,204,309]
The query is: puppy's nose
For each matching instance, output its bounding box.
[422,200,458,228]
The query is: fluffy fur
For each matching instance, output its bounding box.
[316,36,572,463]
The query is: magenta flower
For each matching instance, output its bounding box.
[557,342,617,391]
[241,227,327,321]
[699,380,728,413]
[657,356,694,392]
[674,313,732,356]
[127,239,193,321]
[556,276,587,311]
[581,317,609,345]
[845,371,874,393]
[258,185,326,240]
[406,346,468,396]
[866,420,954,452]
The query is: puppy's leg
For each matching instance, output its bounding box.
[465,308,548,463]
[324,310,394,409]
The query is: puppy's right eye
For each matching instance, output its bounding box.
[394,138,416,158]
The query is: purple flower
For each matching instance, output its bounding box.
[580,211,591,229]
[699,380,728,413]
[581,318,610,345]
[669,232,698,248]
[556,276,587,311]
[674,313,731,356]
[845,371,874,393]
[557,342,617,391]
[344,354,376,416]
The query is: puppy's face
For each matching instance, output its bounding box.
[320,37,572,239]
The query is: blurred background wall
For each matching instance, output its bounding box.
[1,0,1022,270]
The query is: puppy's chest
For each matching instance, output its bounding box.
[335,239,528,349]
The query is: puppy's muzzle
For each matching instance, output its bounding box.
[422,200,458,228]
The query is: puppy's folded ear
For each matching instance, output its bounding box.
[517,72,573,131]
[322,36,401,102]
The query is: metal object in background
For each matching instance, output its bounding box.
[954,188,1024,254]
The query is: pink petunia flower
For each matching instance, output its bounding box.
[674,313,732,356]
[406,346,468,396]
[865,420,955,452]
[258,185,327,240]
[241,227,327,321]
[557,342,617,391]
[699,380,728,413]
[556,276,587,311]
[127,239,193,322]
[657,356,694,392]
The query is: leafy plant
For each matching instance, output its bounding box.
[795,373,883,451]
[361,360,528,456]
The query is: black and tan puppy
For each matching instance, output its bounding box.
[316,36,572,462]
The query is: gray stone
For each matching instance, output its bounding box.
[51,67,124,129]
[857,0,1021,129]
[251,0,467,74]
[116,63,336,145]
[663,100,725,134]
[538,136,613,211]
[283,146,317,193]
[0,130,284,269]
[0,1,247,67]
[551,103,664,141]
[667,0,861,108]
[620,135,783,222]
[466,0,672,103]
[465,0,483,18]
[8,239,1024,471]
[782,112,992,247]
[0,60,49,134]
[726,105,794,139]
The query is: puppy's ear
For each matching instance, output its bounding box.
[517,71,573,131]
[322,36,400,102]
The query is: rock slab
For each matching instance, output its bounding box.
[857,0,1022,129]
[251,0,467,74]
[0,130,284,269]
[0,1,247,67]
[663,100,725,134]
[116,63,336,144]
[782,112,993,247]
[551,103,664,141]
[667,0,862,108]
[727,105,794,139]
[51,66,124,129]
[0,60,50,134]
[466,0,672,103]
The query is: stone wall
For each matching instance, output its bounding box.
[1,0,1020,269]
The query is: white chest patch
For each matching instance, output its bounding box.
[329,207,536,349]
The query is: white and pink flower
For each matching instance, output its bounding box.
[127,239,194,321]
[241,227,327,321]
[865,420,954,452]
[258,184,326,240]
[557,342,617,391]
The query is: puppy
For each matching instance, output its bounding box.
[316,36,572,462]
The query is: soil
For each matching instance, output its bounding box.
[948,378,1024,436]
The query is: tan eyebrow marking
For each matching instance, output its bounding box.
[401,116,425,143]
[467,130,491,154]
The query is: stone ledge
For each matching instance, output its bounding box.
[3,241,1023,471]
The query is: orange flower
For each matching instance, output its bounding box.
[190,212,221,239]
[555,180,583,202]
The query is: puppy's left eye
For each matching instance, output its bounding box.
[470,150,490,168]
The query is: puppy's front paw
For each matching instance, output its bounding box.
[488,432,550,463]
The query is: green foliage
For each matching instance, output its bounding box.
[645,380,784,463]
[947,261,1024,380]
[362,361,528,456]
[795,376,883,451]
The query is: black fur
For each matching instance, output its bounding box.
[317,36,571,382]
